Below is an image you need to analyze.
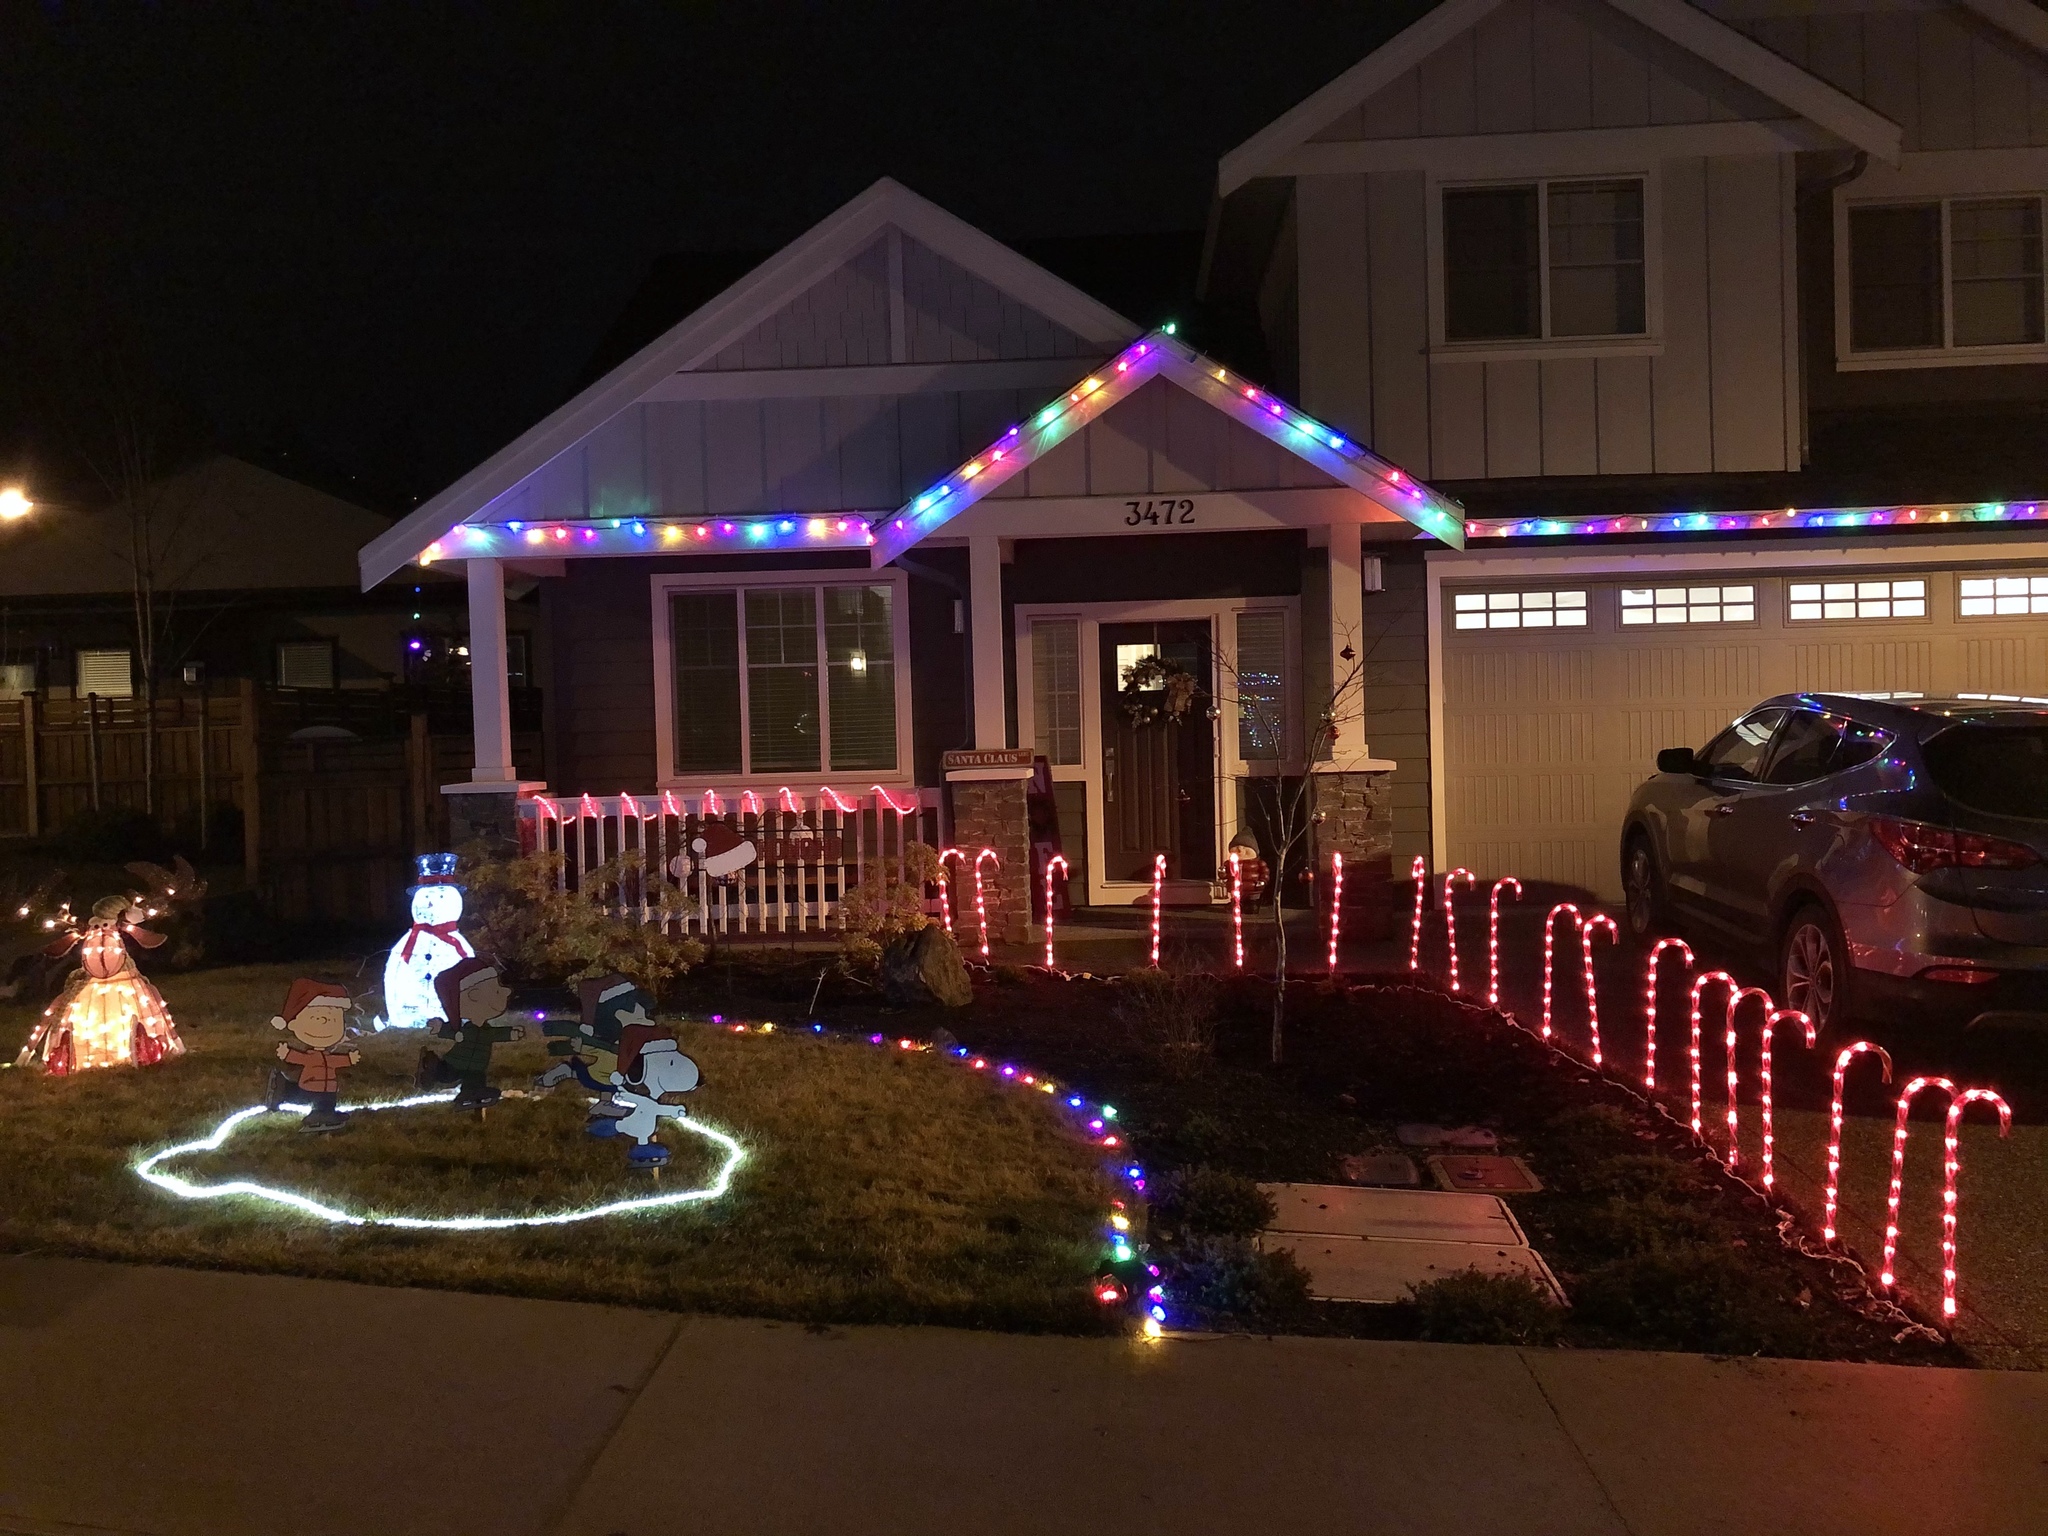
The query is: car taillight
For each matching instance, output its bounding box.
[1920,966,1999,985]
[1869,816,2040,873]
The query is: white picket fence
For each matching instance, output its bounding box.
[517,787,946,937]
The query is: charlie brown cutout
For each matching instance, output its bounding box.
[267,980,361,1131]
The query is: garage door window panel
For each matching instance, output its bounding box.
[1619,585,1755,627]
[1452,589,1588,631]
[1958,574,2048,618]
[1786,578,1926,624]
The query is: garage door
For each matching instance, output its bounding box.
[1438,554,2048,901]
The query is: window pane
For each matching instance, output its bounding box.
[671,592,742,774]
[1697,709,1786,784]
[1850,204,1942,350]
[1031,619,1082,766]
[826,585,896,772]
[75,649,133,699]
[1762,710,1845,785]
[1547,179,1645,337]
[277,641,335,689]
[1236,610,1287,761]
[1444,186,1541,341]
[745,588,820,772]
[1951,198,2043,347]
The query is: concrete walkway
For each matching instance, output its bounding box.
[3,1257,2043,1536]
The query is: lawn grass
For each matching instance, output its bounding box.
[0,962,1122,1332]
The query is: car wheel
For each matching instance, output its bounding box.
[1780,903,1849,1030]
[1622,835,1665,938]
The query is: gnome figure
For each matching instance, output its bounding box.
[380,853,474,1031]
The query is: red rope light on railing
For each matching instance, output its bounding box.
[619,791,642,820]
[1227,855,1245,970]
[1407,855,1428,971]
[1882,1076,1958,1288]
[1579,913,1617,1067]
[1941,1089,2011,1320]
[533,796,560,821]
[1150,854,1165,968]
[1686,971,1737,1137]
[1641,937,1693,1090]
[701,789,723,816]
[740,790,763,816]
[818,786,856,812]
[1486,876,1520,1007]
[1327,852,1345,972]
[660,790,682,818]
[1825,1041,1892,1242]
[1722,986,1773,1169]
[1440,868,1474,990]
[1758,1007,1816,1192]
[872,785,916,814]
[577,792,600,821]
[778,786,802,814]
[1043,855,1069,969]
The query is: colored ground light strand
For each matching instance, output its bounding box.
[1408,855,1428,972]
[1686,971,1738,1138]
[972,849,999,960]
[1722,986,1773,1170]
[1882,1076,1958,1289]
[1824,1041,1893,1242]
[1440,868,1474,991]
[134,1093,746,1230]
[1641,938,1694,1091]
[1486,877,1520,1008]
[1941,1089,2012,1320]
[1578,914,1618,1067]
[1758,1007,1816,1192]
[1327,852,1345,972]
[1042,855,1070,970]
[1539,903,1584,1042]
[1227,855,1245,971]
[1150,854,1166,968]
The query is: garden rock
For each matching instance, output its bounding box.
[880,926,973,1008]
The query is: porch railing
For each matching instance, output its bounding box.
[518,787,946,938]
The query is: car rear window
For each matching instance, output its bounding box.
[1924,723,2048,820]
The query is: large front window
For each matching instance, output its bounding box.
[669,582,897,776]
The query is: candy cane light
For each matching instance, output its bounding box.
[1722,986,1773,1169]
[1539,903,1583,1042]
[1327,851,1346,973]
[1686,971,1737,1137]
[1641,937,1694,1090]
[1440,868,1474,990]
[1407,854,1427,971]
[937,847,964,937]
[972,848,1000,960]
[1881,1076,1958,1288]
[1486,876,1520,1008]
[1579,913,1618,1067]
[1227,854,1245,970]
[1150,853,1165,968]
[1758,1006,1815,1191]
[1042,855,1070,969]
[1940,1088,2011,1320]
[1824,1041,1892,1242]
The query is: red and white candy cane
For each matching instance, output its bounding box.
[1722,986,1773,1169]
[1440,868,1474,990]
[1407,854,1428,971]
[1327,852,1345,973]
[1759,1006,1816,1191]
[1150,853,1166,968]
[1042,855,1070,969]
[1881,1076,1958,1289]
[1941,1089,2012,1320]
[1641,937,1694,1090]
[1227,854,1245,970]
[937,847,964,937]
[1579,914,1618,1067]
[1540,903,1584,1041]
[1686,971,1738,1137]
[972,849,1000,960]
[1486,877,1520,1007]
[1824,1041,1893,1242]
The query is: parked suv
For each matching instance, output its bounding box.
[1620,694,2048,1032]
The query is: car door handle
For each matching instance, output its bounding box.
[1788,811,1816,827]
[1708,803,1738,817]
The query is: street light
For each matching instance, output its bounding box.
[0,487,32,521]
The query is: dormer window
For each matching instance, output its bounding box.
[1442,178,1647,344]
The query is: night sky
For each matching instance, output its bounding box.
[1,2,1426,511]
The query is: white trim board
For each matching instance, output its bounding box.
[1271,121,1829,180]
[360,178,1139,589]
[639,356,1107,402]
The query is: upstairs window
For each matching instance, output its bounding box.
[276,640,337,689]
[75,649,133,699]
[1848,197,2045,355]
[1444,178,1646,343]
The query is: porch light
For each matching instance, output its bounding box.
[0,487,31,520]
[848,650,867,674]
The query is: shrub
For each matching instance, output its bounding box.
[1412,1271,1563,1346]
[837,842,944,968]
[457,845,702,993]
[1574,1153,1710,1202]
[1572,1244,1808,1355]
[1113,967,1220,1072]
[58,806,170,863]
[1165,1235,1313,1326]
[1151,1165,1274,1240]
[1550,1194,1728,1259]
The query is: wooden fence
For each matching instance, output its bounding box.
[0,683,539,925]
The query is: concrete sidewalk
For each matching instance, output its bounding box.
[2,1256,2042,1536]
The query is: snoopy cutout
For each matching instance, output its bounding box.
[606,1023,703,1167]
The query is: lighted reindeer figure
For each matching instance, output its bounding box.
[1640,937,1694,1090]
[1940,1089,2011,1321]
[1824,1041,1893,1242]
[1686,971,1738,1138]
[1881,1076,1958,1289]
[1757,1006,1817,1191]
[1486,876,1520,1008]
[1440,868,1475,991]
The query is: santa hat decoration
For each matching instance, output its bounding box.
[615,1021,675,1082]
[280,978,351,1023]
[434,956,499,1024]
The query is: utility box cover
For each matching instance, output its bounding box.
[1258,1183,1525,1246]
[1264,1233,1565,1305]
[1429,1155,1544,1194]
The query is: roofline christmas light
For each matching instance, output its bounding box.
[416,513,878,567]
[1468,500,2048,541]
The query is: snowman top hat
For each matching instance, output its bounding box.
[409,852,462,892]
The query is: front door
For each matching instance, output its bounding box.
[1099,621,1216,884]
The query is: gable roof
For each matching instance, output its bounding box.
[358,178,1139,589]
[869,330,1466,565]
[1218,0,1902,194]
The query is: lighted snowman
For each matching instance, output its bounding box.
[378,853,476,1031]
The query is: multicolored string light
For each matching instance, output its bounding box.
[1486,876,1520,1007]
[1758,1006,1816,1192]
[1578,913,1618,1067]
[1227,854,1245,970]
[1825,1041,1893,1242]
[1468,499,2048,542]
[1722,986,1773,1169]
[1882,1076,1958,1288]
[972,848,999,960]
[1150,853,1165,968]
[1440,868,1474,991]
[1941,1089,2012,1320]
[1686,971,1738,1137]
[1641,938,1694,1090]
[1327,851,1345,972]
[1043,855,1070,969]
[1408,855,1428,971]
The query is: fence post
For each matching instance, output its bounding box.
[238,678,261,889]
[407,711,430,856]
[21,692,38,839]
[197,681,210,852]
[85,694,102,811]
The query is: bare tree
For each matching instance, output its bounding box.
[1122,631,1369,1064]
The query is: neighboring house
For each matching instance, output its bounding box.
[0,455,537,704]
[1206,0,2048,895]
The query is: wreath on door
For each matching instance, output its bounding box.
[1118,653,1203,727]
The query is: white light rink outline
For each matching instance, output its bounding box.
[131,1090,746,1230]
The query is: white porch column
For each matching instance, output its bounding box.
[466,555,516,783]
[1323,519,1392,774]
[968,534,1008,749]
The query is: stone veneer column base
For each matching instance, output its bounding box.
[945,771,1033,947]
[442,781,547,858]
[1311,768,1396,940]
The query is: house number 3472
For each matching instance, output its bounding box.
[1124,498,1196,526]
